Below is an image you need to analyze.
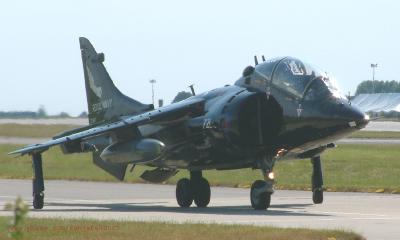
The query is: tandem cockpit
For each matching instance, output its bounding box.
[236,56,346,102]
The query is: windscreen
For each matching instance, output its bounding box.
[304,76,346,101]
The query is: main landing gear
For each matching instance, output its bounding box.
[311,156,324,204]
[176,171,211,208]
[250,155,275,210]
[32,153,45,209]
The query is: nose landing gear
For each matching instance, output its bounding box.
[250,155,275,210]
[250,178,273,210]
[311,156,324,204]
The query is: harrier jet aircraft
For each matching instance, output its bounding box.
[10,37,369,210]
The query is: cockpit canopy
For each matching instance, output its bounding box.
[237,57,345,101]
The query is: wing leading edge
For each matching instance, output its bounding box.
[9,97,205,156]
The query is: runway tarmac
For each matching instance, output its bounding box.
[363,121,400,132]
[338,138,400,144]
[0,136,49,145]
[0,180,399,240]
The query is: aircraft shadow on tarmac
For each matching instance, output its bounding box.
[38,202,328,217]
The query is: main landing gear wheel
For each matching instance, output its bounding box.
[312,188,323,204]
[193,177,210,208]
[250,180,271,210]
[33,192,44,209]
[176,178,193,207]
[176,172,211,208]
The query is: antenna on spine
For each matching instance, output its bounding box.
[254,55,259,66]
[189,84,196,95]
[262,55,266,62]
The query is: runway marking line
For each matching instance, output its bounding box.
[307,211,389,217]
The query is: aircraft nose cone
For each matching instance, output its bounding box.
[357,113,370,129]
[349,105,369,129]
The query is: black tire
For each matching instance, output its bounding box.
[176,178,193,207]
[33,193,44,209]
[312,188,323,204]
[193,177,211,208]
[250,180,271,210]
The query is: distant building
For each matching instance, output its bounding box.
[352,93,400,114]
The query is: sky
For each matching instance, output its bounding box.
[0,0,399,116]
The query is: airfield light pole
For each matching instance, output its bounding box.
[149,79,156,106]
[371,63,378,93]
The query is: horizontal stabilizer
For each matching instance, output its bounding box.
[93,152,127,181]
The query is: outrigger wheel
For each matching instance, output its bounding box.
[33,192,44,209]
[312,188,323,204]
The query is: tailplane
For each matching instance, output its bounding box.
[79,37,153,125]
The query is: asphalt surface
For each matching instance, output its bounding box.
[0,137,49,145]
[338,138,400,144]
[0,180,399,240]
[363,121,400,132]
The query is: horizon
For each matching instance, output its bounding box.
[3,79,400,117]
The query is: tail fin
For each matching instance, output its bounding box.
[79,37,153,125]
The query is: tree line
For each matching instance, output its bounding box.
[0,105,88,119]
[355,80,400,95]
[0,90,192,119]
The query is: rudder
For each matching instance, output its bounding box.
[79,37,153,125]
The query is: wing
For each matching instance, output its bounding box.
[9,97,205,156]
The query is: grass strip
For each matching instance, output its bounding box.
[1,144,400,193]
[349,131,400,139]
[0,124,76,138]
[0,216,364,240]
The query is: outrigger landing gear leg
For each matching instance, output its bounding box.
[250,156,275,210]
[32,153,44,209]
[311,156,323,204]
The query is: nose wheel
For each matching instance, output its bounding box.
[312,188,323,204]
[250,180,272,210]
[250,155,275,210]
[176,171,211,208]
